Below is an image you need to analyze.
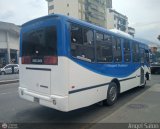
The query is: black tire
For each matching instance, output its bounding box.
[104,82,118,106]
[145,73,149,80]
[141,80,146,88]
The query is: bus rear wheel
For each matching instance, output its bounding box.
[104,82,118,106]
[141,80,146,88]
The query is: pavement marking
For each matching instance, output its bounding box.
[0,79,19,82]
[1,93,7,95]
[0,82,19,87]
[0,91,18,96]
[0,79,19,85]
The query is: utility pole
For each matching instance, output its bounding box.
[6,32,11,64]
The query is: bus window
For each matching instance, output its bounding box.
[70,24,95,62]
[96,33,113,63]
[22,26,57,65]
[140,48,145,64]
[70,24,83,44]
[124,40,131,62]
[132,43,140,62]
[104,34,112,42]
[145,50,150,63]
[113,37,122,62]
[83,28,94,45]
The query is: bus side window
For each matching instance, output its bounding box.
[132,42,140,62]
[140,48,145,64]
[83,28,94,61]
[145,50,150,63]
[71,24,83,44]
[124,40,131,62]
[70,23,95,62]
[70,24,83,58]
[113,37,122,62]
[83,29,94,45]
[96,33,113,63]
[104,34,113,62]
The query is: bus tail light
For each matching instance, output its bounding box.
[22,56,31,64]
[22,56,58,65]
[44,56,58,65]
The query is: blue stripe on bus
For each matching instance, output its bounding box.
[67,56,142,78]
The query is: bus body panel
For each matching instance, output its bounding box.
[20,65,51,95]
[19,57,69,95]
[67,58,145,111]
[19,87,69,112]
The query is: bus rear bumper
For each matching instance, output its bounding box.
[19,87,69,112]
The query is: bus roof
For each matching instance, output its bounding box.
[22,14,148,47]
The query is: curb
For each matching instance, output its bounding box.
[0,79,19,85]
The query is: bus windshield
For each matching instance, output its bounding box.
[22,26,57,65]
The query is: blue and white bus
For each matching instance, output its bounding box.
[19,14,150,112]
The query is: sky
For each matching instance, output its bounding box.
[112,0,160,44]
[0,0,160,44]
[0,0,47,25]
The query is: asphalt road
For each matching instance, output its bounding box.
[0,74,19,81]
[0,75,159,129]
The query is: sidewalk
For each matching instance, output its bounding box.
[0,74,19,81]
[91,84,160,128]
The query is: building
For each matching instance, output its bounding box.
[149,44,160,53]
[106,8,128,32]
[0,22,20,67]
[128,27,135,37]
[106,8,136,36]
[148,43,160,63]
[46,0,135,35]
[106,0,112,8]
[46,0,112,28]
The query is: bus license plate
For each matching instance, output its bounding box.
[34,97,39,103]
[32,58,43,64]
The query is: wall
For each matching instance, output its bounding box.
[0,30,7,49]
[0,22,20,65]
[106,9,114,29]
[8,32,19,50]
[48,0,79,19]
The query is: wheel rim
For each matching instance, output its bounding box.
[109,86,117,102]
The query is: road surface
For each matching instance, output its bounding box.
[0,75,159,129]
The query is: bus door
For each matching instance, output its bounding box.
[140,48,145,85]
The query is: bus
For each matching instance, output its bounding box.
[19,14,151,112]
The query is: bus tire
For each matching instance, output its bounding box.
[141,80,146,88]
[104,82,118,106]
[145,73,149,80]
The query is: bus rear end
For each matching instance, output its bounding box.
[19,16,69,112]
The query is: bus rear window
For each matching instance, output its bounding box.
[22,26,57,65]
